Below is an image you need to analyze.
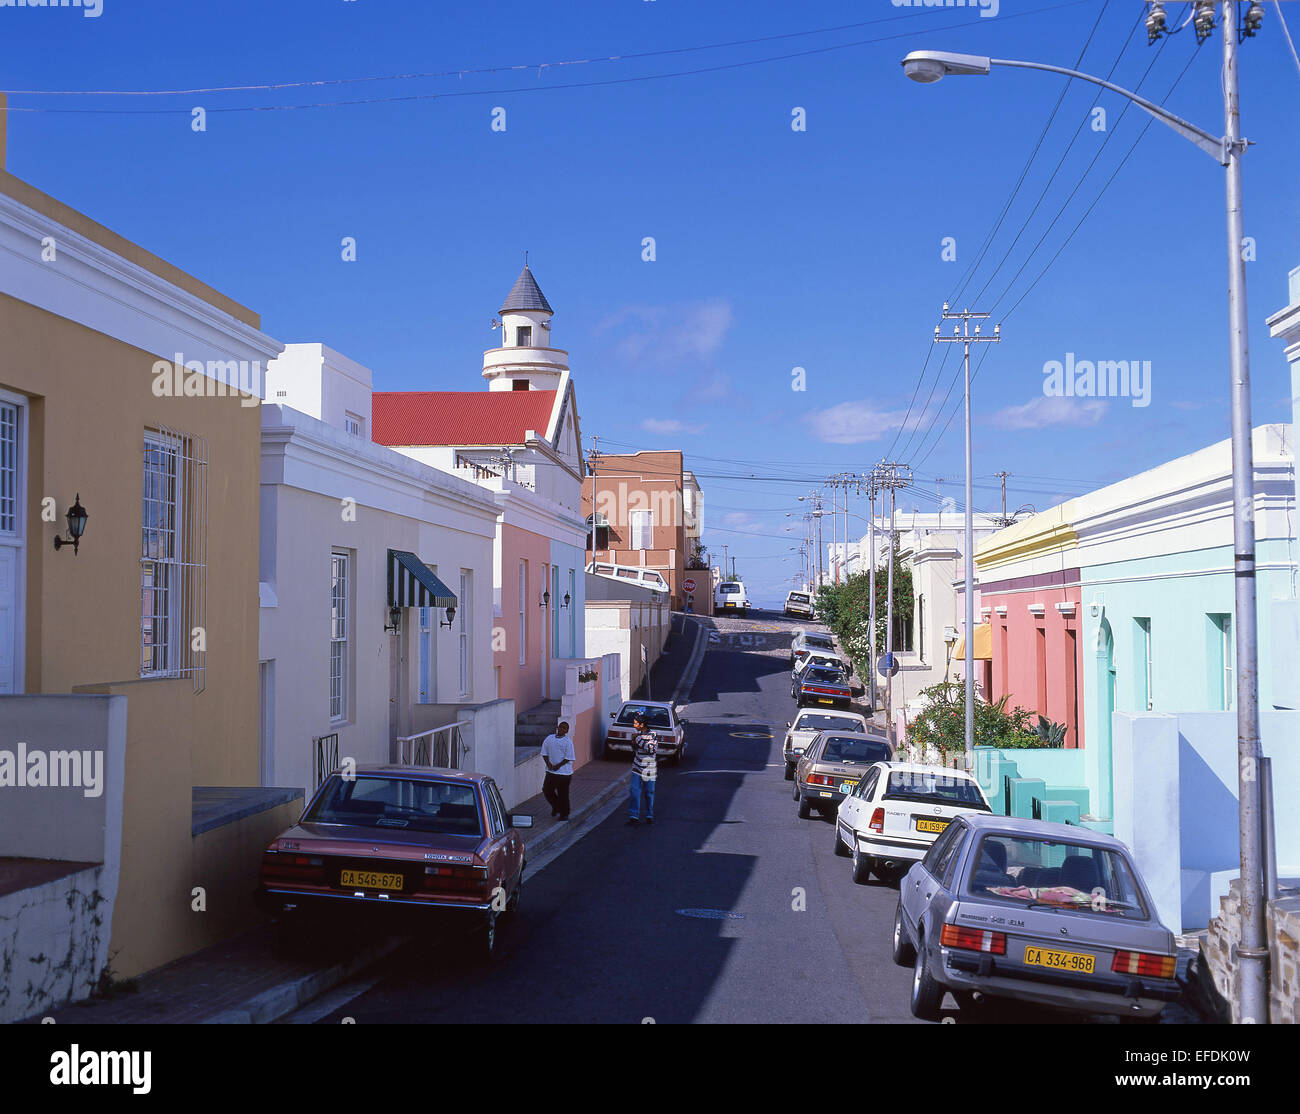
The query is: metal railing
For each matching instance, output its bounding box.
[313,732,339,788]
[395,720,471,769]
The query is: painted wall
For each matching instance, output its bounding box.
[495,523,550,715]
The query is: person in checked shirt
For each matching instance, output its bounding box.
[626,714,658,826]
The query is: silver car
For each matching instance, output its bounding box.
[893,814,1180,1022]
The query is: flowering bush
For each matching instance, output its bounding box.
[908,681,1048,760]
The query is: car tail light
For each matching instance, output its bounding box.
[261,850,326,884]
[940,923,1007,954]
[421,864,489,894]
[868,807,885,832]
[1112,951,1176,979]
[807,773,839,787]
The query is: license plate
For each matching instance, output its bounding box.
[839,780,858,793]
[915,818,949,834]
[819,791,833,798]
[817,698,835,705]
[1024,946,1095,974]
[341,869,403,891]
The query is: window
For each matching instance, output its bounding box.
[1135,617,1153,710]
[518,560,528,666]
[630,509,653,551]
[418,608,434,703]
[921,820,964,876]
[890,609,914,653]
[917,594,925,661]
[586,513,609,551]
[305,775,483,837]
[330,552,350,720]
[484,782,504,836]
[487,780,510,834]
[568,568,576,655]
[512,379,530,391]
[966,835,1149,920]
[517,325,532,347]
[0,401,16,534]
[459,569,472,698]
[1208,613,1233,710]
[343,412,363,438]
[141,429,208,687]
[1035,626,1048,716]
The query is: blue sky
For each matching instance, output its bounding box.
[5,0,1300,606]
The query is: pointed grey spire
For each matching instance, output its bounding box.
[500,265,553,314]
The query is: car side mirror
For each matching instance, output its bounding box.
[609,712,616,718]
[511,814,535,829]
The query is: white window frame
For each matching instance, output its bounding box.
[1136,617,1153,711]
[141,431,184,678]
[330,551,350,721]
[343,412,364,438]
[630,509,653,551]
[518,560,528,666]
[459,569,472,698]
[0,390,27,695]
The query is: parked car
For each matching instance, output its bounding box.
[835,762,991,885]
[793,731,892,819]
[893,814,1181,1021]
[792,649,852,680]
[586,561,669,596]
[782,709,871,779]
[715,580,750,615]
[603,700,687,764]
[256,765,532,960]
[793,664,853,708]
[784,590,815,619]
[790,629,837,666]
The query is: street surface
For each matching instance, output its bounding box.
[284,610,1197,1025]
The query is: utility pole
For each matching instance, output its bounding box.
[866,471,879,712]
[731,556,737,581]
[936,476,947,532]
[587,436,601,559]
[875,462,913,747]
[994,471,1011,527]
[936,304,1001,775]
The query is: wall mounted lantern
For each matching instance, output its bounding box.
[384,604,402,634]
[52,494,89,555]
[562,592,572,609]
[540,590,550,608]
[439,605,457,629]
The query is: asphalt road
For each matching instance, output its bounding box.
[285,609,1196,1025]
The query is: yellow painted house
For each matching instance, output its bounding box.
[0,162,297,1018]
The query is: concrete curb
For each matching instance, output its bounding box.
[202,937,404,1024]
[520,771,630,862]
[672,616,708,707]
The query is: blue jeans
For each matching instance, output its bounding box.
[629,772,656,820]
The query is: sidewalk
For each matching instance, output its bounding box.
[26,615,708,1025]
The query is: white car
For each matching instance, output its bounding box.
[715,580,749,615]
[835,762,992,885]
[792,650,851,682]
[784,590,815,619]
[603,700,687,764]
[790,629,837,667]
[782,709,871,779]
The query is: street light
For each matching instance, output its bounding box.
[901,6,1267,1021]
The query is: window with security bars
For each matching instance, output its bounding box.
[458,569,471,698]
[141,429,207,689]
[0,402,17,533]
[330,552,349,721]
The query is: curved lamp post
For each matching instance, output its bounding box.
[901,12,1266,1022]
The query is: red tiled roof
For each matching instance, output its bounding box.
[372,390,556,446]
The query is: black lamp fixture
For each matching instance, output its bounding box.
[562,592,571,609]
[540,590,550,608]
[439,605,457,629]
[52,493,89,554]
[384,604,401,634]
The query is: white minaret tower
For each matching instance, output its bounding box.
[483,263,570,392]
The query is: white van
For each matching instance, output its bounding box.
[715,580,749,616]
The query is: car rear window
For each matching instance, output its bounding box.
[788,593,809,604]
[719,583,741,593]
[883,771,989,809]
[305,775,483,837]
[819,736,891,764]
[965,834,1149,919]
[804,667,846,684]
[615,705,672,728]
[795,714,863,732]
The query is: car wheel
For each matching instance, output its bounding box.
[676,742,686,765]
[910,933,944,1021]
[792,778,801,801]
[797,791,812,820]
[783,762,794,781]
[834,824,851,857]
[852,846,871,885]
[474,911,498,962]
[892,902,916,966]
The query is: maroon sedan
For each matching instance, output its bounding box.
[257,765,532,958]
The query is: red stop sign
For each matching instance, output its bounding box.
[683,578,697,592]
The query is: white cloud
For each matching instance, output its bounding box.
[989,395,1108,430]
[641,418,705,436]
[595,300,733,367]
[800,400,920,445]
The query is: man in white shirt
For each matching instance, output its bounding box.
[541,720,576,821]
